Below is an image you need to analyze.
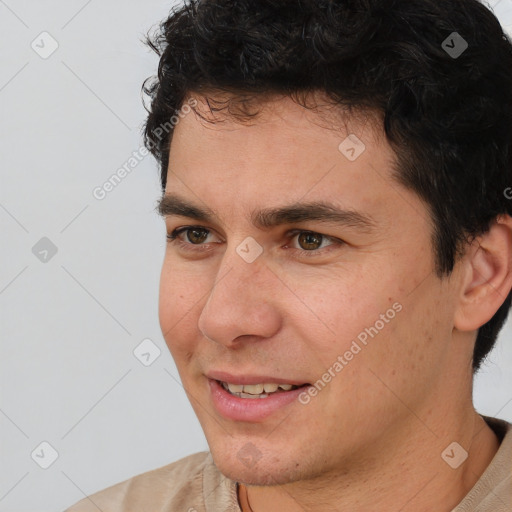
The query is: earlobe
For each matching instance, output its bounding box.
[454,215,512,332]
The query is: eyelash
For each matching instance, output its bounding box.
[166,226,343,258]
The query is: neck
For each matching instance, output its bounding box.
[240,409,499,512]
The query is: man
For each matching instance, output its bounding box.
[65,0,512,510]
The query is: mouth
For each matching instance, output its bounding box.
[207,376,312,422]
[218,380,308,399]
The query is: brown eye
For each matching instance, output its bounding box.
[297,232,323,250]
[186,228,209,244]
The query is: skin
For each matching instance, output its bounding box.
[158,92,512,512]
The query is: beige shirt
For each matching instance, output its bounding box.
[64,416,511,512]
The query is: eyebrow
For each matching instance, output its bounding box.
[157,193,376,232]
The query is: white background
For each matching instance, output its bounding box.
[0,1,511,511]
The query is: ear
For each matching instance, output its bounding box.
[454,215,512,331]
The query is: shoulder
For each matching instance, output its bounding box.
[63,451,215,512]
[454,417,512,512]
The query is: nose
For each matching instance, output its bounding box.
[197,247,282,347]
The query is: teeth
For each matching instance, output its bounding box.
[222,381,299,397]
[243,384,264,394]
[263,383,279,393]
[224,383,243,393]
[240,392,269,399]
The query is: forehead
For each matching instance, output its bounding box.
[175,91,386,151]
[165,93,422,230]
[170,94,389,173]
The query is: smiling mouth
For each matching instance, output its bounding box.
[218,381,309,399]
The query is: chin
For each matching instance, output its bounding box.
[209,442,305,486]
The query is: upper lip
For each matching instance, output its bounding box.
[206,370,309,386]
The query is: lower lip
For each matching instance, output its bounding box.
[208,379,310,422]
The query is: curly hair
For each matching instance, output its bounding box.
[142,0,512,372]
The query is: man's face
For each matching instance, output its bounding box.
[158,94,461,485]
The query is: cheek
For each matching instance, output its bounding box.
[286,268,399,353]
[349,281,455,397]
[291,266,419,389]
[158,260,206,354]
